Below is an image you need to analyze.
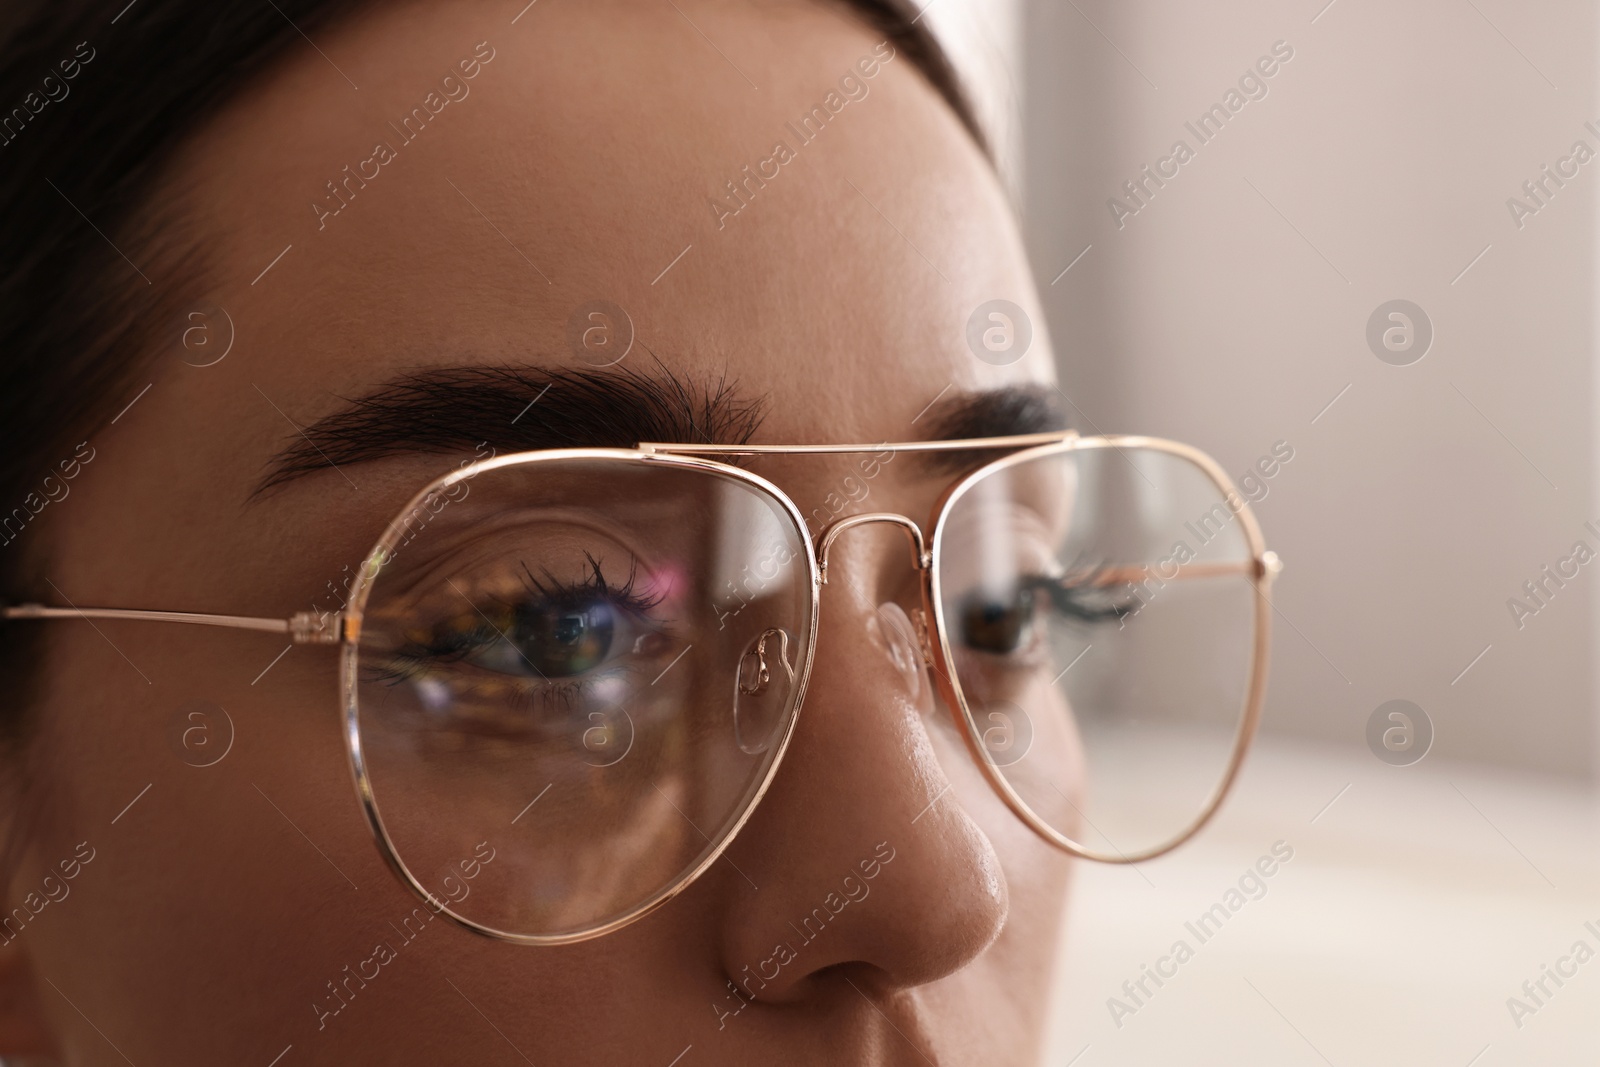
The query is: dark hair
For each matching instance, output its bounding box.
[0,0,981,719]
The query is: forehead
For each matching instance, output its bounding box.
[164,0,1052,446]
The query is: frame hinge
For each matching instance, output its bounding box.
[289,611,346,644]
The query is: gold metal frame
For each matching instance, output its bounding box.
[340,447,822,945]
[0,429,1280,943]
[924,435,1280,864]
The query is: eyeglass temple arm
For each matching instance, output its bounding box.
[0,555,1280,642]
[1077,554,1283,586]
[0,604,349,644]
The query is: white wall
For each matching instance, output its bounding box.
[1015,0,1598,778]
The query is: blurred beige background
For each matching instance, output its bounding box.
[923,0,1600,1062]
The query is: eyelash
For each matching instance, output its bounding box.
[370,553,669,699]
[1026,566,1141,626]
[517,552,666,619]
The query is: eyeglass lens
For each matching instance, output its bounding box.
[934,445,1257,860]
[352,459,814,940]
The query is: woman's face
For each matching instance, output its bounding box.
[2,1,1069,1062]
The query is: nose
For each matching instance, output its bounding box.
[712,529,1009,1000]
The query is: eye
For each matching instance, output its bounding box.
[959,587,1036,655]
[957,570,1142,657]
[406,555,661,683]
[417,600,622,680]
[366,552,681,746]
[486,597,616,678]
[1036,569,1143,625]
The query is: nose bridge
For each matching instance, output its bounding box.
[815,512,930,584]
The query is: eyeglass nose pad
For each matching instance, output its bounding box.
[734,627,797,755]
[870,601,926,704]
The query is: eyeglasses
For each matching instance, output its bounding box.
[3,430,1279,944]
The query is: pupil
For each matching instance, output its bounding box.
[516,600,615,676]
[555,613,585,645]
[962,588,1033,654]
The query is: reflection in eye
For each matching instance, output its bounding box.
[959,567,1140,656]
[370,552,676,736]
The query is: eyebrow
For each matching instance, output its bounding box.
[257,367,1067,492]
[918,381,1070,473]
[257,365,762,493]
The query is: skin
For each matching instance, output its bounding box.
[0,0,1070,1062]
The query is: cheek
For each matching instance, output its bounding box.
[20,626,603,1059]
[923,684,1074,1048]
[16,632,363,1056]
[975,680,1085,840]
[926,677,1076,891]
